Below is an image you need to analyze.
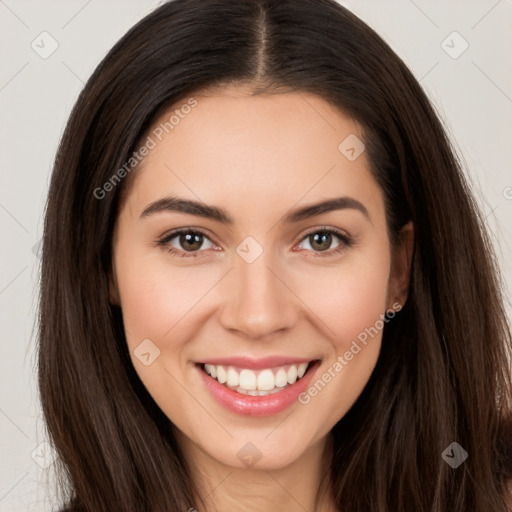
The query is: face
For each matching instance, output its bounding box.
[110,86,411,471]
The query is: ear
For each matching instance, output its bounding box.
[387,221,414,310]
[108,264,120,306]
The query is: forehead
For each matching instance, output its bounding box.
[121,87,384,222]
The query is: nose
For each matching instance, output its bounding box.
[219,249,298,340]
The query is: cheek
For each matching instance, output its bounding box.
[116,251,217,343]
[293,249,391,352]
[291,251,391,424]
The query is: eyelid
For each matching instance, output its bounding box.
[156,227,221,258]
[158,226,218,245]
[295,225,351,244]
[157,225,353,257]
[293,225,352,256]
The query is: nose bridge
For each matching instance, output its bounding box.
[219,242,297,338]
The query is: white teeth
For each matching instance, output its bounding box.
[204,363,216,379]
[239,369,257,390]
[216,366,227,384]
[202,361,314,395]
[226,367,239,387]
[257,369,275,391]
[297,363,308,379]
[287,365,298,384]
[275,368,288,388]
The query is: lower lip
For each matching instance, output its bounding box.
[197,361,320,417]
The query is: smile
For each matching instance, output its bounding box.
[196,357,321,416]
[202,362,310,396]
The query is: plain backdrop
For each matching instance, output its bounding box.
[0,1,511,510]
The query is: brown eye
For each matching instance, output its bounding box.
[296,229,352,256]
[178,233,204,251]
[308,232,334,252]
[159,230,215,254]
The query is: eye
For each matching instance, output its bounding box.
[157,226,353,259]
[296,228,352,256]
[157,228,217,257]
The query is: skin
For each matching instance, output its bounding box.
[110,85,413,512]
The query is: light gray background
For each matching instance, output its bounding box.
[1,1,511,510]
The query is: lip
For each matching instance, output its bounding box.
[196,359,321,417]
[196,355,314,370]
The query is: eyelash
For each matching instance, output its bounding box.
[156,226,353,259]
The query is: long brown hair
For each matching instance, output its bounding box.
[38,1,512,510]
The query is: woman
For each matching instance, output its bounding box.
[38,0,512,510]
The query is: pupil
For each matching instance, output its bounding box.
[311,232,331,251]
[180,233,202,251]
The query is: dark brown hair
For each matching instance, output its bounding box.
[38,1,512,510]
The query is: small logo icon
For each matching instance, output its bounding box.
[134,339,161,366]
[236,442,263,467]
[338,134,365,161]
[31,31,59,59]
[441,32,469,59]
[441,442,468,468]
[31,441,57,468]
[32,238,42,259]
[503,186,512,200]
[236,236,264,264]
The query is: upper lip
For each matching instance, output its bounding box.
[196,356,318,370]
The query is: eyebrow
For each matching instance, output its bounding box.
[140,195,370,224]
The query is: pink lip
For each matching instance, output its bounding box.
[196,355,314,370]
[196,360,321,417]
